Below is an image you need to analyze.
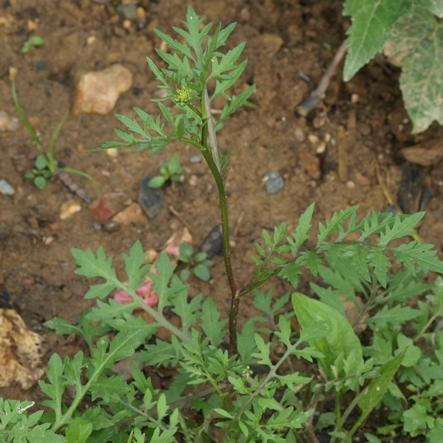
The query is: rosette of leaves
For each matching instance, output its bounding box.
[177,243,213,281]
[24,153,53,189]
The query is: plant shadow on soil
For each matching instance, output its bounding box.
[1,1,442,441]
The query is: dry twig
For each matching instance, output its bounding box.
[296,39,348,117]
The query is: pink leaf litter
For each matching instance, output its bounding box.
[113,227,192,307]
[114,280,158,306]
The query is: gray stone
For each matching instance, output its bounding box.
[138,177,163,219]
[0,179,15,195]
[200,224,223,258]
[117,4,137,20]
[190,153,202,163]
[264,171,284,195]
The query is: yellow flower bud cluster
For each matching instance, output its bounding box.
[175,86,192,104]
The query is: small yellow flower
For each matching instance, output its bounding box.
[175,86,192,104]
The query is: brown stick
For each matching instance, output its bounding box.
[296,39,348,117]
[304,414,320,443]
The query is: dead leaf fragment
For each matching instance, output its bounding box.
[400,138,443,167]
[298,151,321,179]
[0,309,46,389]
[341,296,368,334]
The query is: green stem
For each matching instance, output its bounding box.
[198,145,239,352]
[11,79,44,152]
[47,114,67,173]
[415,313,440,342]
[186,93,239,354]
[335,391,343,432]
[341,388,368,438]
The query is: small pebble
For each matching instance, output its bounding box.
[35,60,48,70]
[42,235,55,246]
[308,134,319,144]
[346,180,355,189]
[189,175,198,186]
[0,179,15,195]
[351,93,360,104]
[117,4,137,20]
[0,111,19,132]
[190,153,202,163]
[122,19,132,30]
[136,6,147,28]
[316,143,326,154]
[200,225,223,258]
[71,64,133,116]
[263,171,285,194]
[104,221,120,233]
[89,199,116,223]
[60,200,81,220]
[112,203,144,225]
[313,117,325,128]
[144,248,158,264]
[138,177,163,219]
[26,19,38,31]
[294,127,305,142]
[106,148,118,158]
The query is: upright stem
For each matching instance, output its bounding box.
[194,131,239,355]
[197,148,237,287]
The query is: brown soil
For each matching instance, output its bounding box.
[0,0,441,441]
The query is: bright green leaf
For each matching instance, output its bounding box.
[292,292,363,381]
[343,0,411,81]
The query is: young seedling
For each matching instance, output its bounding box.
[148,155,183,188]
[21,36,45,54]
[177,243,213,282]
[11,75,99,201]
[24,153,53,189]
